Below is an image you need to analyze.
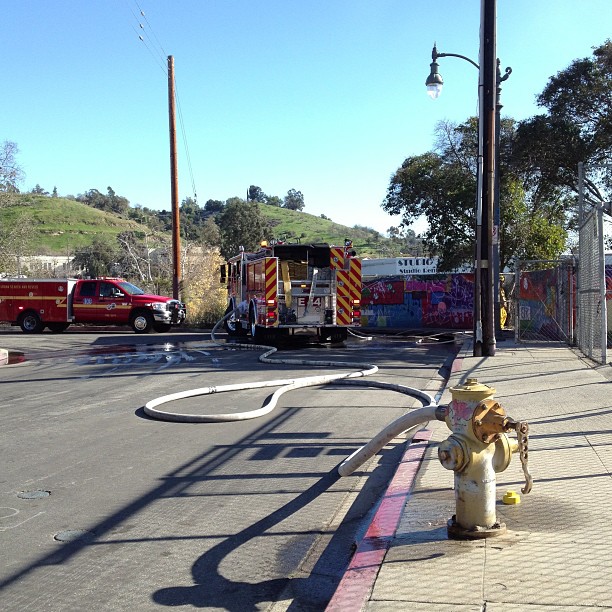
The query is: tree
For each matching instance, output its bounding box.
[106,186,130,215]
[204,199,225,214]
[283,188,305,211]
[217,198,272,259]
[199,216,221,247]
[264,195,283,207]
[31,184,49,195]
[0,211,35,275]
[513,40,611,216]
[0,141,24,202]
[76,187,129,215]
[247,185,267,203]
[72,238,119,278]
[383,118,567,271]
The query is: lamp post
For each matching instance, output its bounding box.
[425,36,511,355]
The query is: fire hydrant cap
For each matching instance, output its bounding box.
[502,490,521,505]
[450,377,496,395]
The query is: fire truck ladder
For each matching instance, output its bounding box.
[303,268,318,316]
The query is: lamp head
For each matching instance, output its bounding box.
[426,60,443,99]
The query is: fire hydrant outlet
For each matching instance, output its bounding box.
[438,437,467,472]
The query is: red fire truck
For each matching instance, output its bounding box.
[0,277,186,334]
[221,241,361,343]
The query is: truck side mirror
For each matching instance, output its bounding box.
[220,265,227,283]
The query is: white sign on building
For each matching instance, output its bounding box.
[362,257,470,277]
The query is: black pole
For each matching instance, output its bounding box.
[494,60,512,339]
[479,0,497,356]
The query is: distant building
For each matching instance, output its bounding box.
[1,255,82,278]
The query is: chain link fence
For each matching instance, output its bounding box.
[577,205,608,364]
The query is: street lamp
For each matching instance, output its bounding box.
[425,42,511,355]
[425,43,479,99]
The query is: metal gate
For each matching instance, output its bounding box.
[514,259,575,344]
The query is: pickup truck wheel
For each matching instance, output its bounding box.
[130,311,154,334]
[47,322,70,333]
[19,312,44,334]
[153,323,172,333]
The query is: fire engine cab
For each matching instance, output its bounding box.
[221,241,361,343]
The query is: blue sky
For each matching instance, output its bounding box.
[2,1,610,235]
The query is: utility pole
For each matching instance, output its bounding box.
[168,55,181,301]
[474,0,497,356]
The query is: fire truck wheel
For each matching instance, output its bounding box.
[47,322,70,333]
[249,305,260,340]
[223,302,244,336]
[19,311,45,334]
[130,311,154,334]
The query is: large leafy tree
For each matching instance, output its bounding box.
[383,118,565,270]
[217,198,272,259]
[247,185,267,203]
[513,40,611,216]
[283,188,305,211]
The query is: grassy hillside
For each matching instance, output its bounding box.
[1,194,399,258]
[1,194,150,253]
[259,206,392,257]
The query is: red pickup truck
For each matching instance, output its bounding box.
[0,277,186,333]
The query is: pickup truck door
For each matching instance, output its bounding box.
[97,281,125,323]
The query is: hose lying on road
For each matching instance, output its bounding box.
[143,309,438,475]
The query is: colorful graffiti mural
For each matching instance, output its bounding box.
[361,274,474,329]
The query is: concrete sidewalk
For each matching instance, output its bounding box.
[328,340,612,611]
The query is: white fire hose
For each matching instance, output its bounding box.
[143,309,438,476]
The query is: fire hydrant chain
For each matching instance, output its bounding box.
[515,421,533,494]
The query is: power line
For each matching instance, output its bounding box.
[125,1,199,204]
[129,22,166,74]
[134,1,167,59]
[175,84,198,204]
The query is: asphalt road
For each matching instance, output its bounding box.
[0,326,457,611]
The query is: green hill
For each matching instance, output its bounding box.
[1,194,150,253]
[1,194,404,258]
[259,205,389,255]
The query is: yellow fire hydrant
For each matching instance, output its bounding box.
[437,378,532,539]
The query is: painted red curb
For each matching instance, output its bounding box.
[326,429,434,611]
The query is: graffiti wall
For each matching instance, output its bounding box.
[361,274,474,329]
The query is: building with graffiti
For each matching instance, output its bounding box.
[360,257,474,329]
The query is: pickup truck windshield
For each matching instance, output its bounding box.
[117,281,145,295]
